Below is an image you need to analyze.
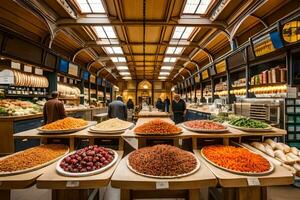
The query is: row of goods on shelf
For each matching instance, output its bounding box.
[203,85,212,97]
[232,78,246,88]
[249,84,287,98]
[250,66,287,85]
[57,83,80,99]
[215,81,227,97]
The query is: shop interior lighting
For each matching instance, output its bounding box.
[183,0,211,14]
[76,0,105,13]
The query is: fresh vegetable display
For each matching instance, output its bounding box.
[229,117,269,129]
[128,145,198,177]
[134,119,182,135]
[0,99,43,116]
[183,120,226,131]
[0,144,68,173]
[58,145,116,173]
[202,145,271,174]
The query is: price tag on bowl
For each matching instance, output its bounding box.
[156,181,169,189]
[247,177,260,186]
[66,181,80,188]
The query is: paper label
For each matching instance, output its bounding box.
[35,68,43,75]
[66,181,80,188]
[24,65,32,73]
[247,177,260,186]
[156,181,169,189]
[287,86,297,98]
[11,61,21,70]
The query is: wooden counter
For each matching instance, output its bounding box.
[37,151,123,200]
[0,107,107,154]
[111,154,217,200]
[14,121,97,151]
[193,150,294,200]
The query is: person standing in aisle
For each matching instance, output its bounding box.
[172,94,186,124]
[126,98,134,110]
[155,98,164,111]
[164,97,170,112]
[43,91,66,124]
[108,96,127,120]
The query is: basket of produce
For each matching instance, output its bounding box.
[127,145,200,178]
[182,120,228,133]
[0,144,69,176]
[89,118,134,134]
[201,145,274,176]
[133,119,182,136]
[56,145,118,177]
[227,117,272,132]
[37,117,89,134]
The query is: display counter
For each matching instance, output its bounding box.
[111,153,217,200]
[0,107,107,154]
[137,110,171,118]
[186,105,217,120]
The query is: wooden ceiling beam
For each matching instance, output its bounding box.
[56,16,227,29]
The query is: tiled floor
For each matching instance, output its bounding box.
[11,185,300,200]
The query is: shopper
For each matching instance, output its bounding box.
[108,96,127,120]
[155,98,164,111]
[43,91,66,124]
[164,97,170,112]
[172,94,186,124]
[126,98,134,110]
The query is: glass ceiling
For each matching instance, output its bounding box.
[76,0,105,13]
[183,0,212,14]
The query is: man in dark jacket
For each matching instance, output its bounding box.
[43,91,66,124]
[172,94,186,124]
[126,98,134,110]
[108,96,127,120]
[155,98,164,111]
[164,97,170,112]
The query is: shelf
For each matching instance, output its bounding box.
[250,82,286,87]
[231,85,246,89]
[5,94,48,98]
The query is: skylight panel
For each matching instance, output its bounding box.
[116,66,128,71]
[104,47,114,54]
[113,47,123,54]
[118,57,126,62]
[122,77,131,80]
[170,58,177,62]
[158,76,167,79]
[174,47,183,54]
[183,0,211,14]
[160,72,170,76]
[111,57,126,62]
[94,26,117,39]
[172,27,185,39]
[111,57,118,62]
[76,0,105,13]
[120,72,130,76]
[182,27,194,39]
[161,66,173,71]
[163,57,170,62]
[166,47,176,54]
[196,0,211,14]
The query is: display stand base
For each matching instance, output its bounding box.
[120,189,200,200]
[52,189,98,200]
[0,190,10,200]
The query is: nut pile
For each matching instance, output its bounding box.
[184,120,226,130]
[0,144,68,172]
[134,119,182,135]
[41,117,88,130]
[128,145,197,177]
[59,145,115,173]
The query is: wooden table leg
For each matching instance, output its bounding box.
[223,188,235,200]
[138,139,146,148]
[188,189,201,200]
[0,190,10,200]
[118,138,124,150]
[52,189,89,200]
[236,187,262,200]
[192,138,198,149]
[89,138,95,146]
[120,189,131,200]
[223,138,229,146]
[69,138,75,151]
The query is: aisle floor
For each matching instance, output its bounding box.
[11,185,300,200]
